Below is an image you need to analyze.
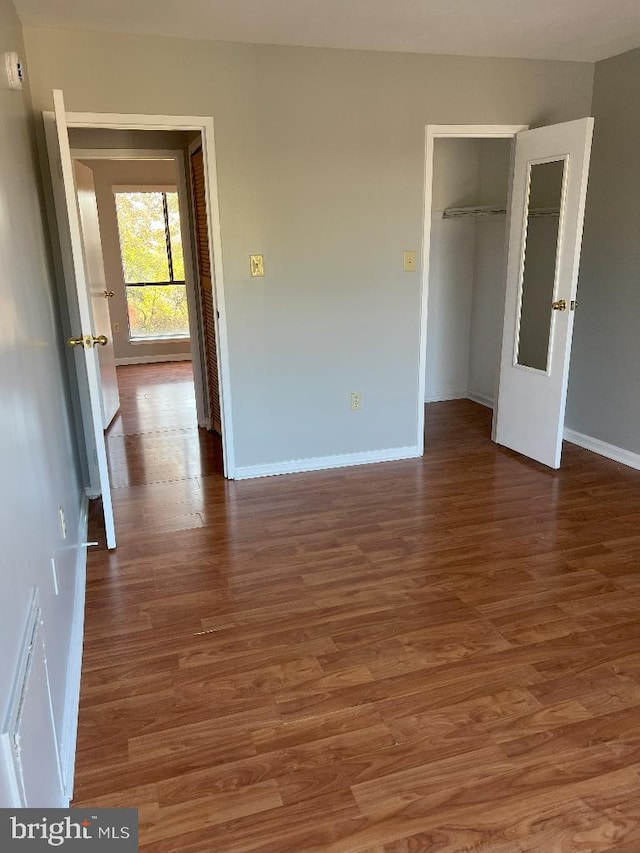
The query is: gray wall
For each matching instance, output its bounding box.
[22,27,594,468]
[0,0,84,801]
[566,48,640,453]
[75,158,192,362]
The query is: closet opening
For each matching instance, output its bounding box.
[420,121,594,467]
[425,136,512,410]
[420,126,525,449]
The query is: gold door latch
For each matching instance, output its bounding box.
[552,299,567,311]
[570,300,578,310]
[68,334,109,348]
[103,290,115,299]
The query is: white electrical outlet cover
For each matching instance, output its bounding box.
[5,51,23,90]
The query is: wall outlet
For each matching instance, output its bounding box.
[350,392,362,411]
[403,250,417,272]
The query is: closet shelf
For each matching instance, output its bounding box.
[442,205,560,220]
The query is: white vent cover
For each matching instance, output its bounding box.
[4,52,24,90]
[0,590,64,806]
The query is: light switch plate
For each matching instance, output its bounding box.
[250,254,264,277]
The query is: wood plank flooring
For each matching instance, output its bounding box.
[76,362,640,852]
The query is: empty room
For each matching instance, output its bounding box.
[2,1,640,851]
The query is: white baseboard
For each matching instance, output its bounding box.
[60,495,89,803]
[115,353,192,365]
[563,428,640,471]
[424,389,468,403]
[424,393,640,472]
[424,389,495,408]
[467,392,494,409]
[234,445,421,480]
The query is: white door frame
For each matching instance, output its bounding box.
[70,148,208,429]
[418,124,528,453]
[64,110,235,478]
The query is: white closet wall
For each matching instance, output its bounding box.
[468,216,508,404]
[425,138,511,405]
[425,215,476,401]
[425,140,479,402]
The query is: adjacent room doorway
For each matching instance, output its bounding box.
[44,89,233,548]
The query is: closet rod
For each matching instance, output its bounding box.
[442,205,560,220]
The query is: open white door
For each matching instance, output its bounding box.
[73,161,120,428]
[44,90,116,548]
[494,118,594,469]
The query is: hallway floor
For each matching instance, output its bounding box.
[102,361,224,537]
[76,369,640,852]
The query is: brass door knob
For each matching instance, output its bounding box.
[67,334,108,348]
[552,299,567,311]
[103,290,115,298]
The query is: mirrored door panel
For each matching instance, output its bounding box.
[515,158,566,372]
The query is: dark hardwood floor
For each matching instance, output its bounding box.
[76,362,640,852]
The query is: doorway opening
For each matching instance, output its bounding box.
[67,133,224,497]
[419,120,593,470]
[43,90,233,548]
[420,126,524,449]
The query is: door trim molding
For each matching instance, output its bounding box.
[62,108,235,478]
[419,124,528,455]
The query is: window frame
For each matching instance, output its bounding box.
[113,184,190,341]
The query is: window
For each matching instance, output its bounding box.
[114,189,189,341]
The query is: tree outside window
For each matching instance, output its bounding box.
[114,190,189,340]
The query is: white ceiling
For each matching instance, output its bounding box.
[13,0,640,63]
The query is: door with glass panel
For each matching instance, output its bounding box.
[494,118,594,469]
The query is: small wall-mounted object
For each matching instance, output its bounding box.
[4,51,24,90]
[250,254,265,277]
[403,250,417,272]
